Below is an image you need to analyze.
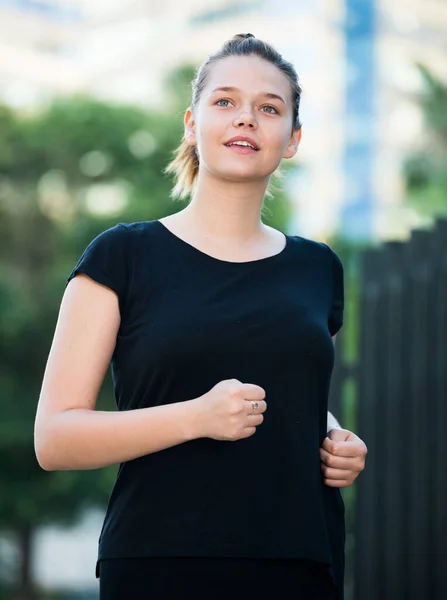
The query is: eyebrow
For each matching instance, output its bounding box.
[210,86,286,105]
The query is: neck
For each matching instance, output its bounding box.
[180,171,271,243]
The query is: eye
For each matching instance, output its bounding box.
[215,98,232,107]
[261,105,278,114]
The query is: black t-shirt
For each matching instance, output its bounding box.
[66,220,346,597]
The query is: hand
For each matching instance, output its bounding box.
[320,428,367,488]
[194,379,267,441]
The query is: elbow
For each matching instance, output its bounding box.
[34,409,90,471]
[34,428,82,472]
[34,436,57,471]
[34,420,63,471]
[36,456,56,472]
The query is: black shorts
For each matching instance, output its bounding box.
[98,557,338,600]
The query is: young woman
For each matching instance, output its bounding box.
[34,33,367,600]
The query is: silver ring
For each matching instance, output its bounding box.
[251,401,259,415]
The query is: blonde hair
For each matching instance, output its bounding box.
[164,33,302,201]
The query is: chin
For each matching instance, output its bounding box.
[215,163,271,181]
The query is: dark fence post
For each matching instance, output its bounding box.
[354,247,383,600]
[405,229,433,598]
[432,218,447,599]
[381,239,407,600]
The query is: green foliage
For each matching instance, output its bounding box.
[403,64,447,218]
[164,63,198,112]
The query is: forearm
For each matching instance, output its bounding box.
[36,400,201,471]
[327,410,341,432]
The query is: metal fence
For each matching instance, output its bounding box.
[329,218,447,600]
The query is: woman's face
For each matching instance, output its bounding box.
[184,55,301,184]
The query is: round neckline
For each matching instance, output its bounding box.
[154,219,292,266]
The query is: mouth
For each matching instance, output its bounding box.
[224,144,258,155]
[224,136,260,152]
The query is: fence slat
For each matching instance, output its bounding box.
[381,240,406,600]
[433,219,447,598]
[354,248,382,600]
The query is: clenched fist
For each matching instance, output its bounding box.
[194,379,267,441]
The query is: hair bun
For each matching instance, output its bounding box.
[234,33,255,40]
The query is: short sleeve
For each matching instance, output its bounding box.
[321,243,345,336]
[66,223,131,311]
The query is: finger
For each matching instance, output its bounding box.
[322,466,355,481]
[320,449,363,471]
[323,478,353,488]
[245,399,267,415]
[241,383,266,401]
[239,426,257,439]
[246,414,264,427]
[322,438,366,459]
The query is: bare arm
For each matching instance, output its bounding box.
[34,275,202,471]
[327,333,342,432]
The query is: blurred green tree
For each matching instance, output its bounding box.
[403,64,447,218]
[0,64,296,599]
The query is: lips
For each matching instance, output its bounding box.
[224,136,260,151]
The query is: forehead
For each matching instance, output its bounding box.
[204,55,291,100]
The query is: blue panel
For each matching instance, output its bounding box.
[341,0,377,241]
[0,0,82,21]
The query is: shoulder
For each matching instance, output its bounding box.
[318,241,344,271]
[287,233,342,264]
[92,222,131,243]
[91,220,159,247]
[115,219,160,238]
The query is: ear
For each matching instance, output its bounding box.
[184,107,197,146]
[283,127,302,159]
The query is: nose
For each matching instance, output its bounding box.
[233,108,257,128]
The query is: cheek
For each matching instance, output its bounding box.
[196,113,224,143]
[262,123,291,152]
[263,135,289,160]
